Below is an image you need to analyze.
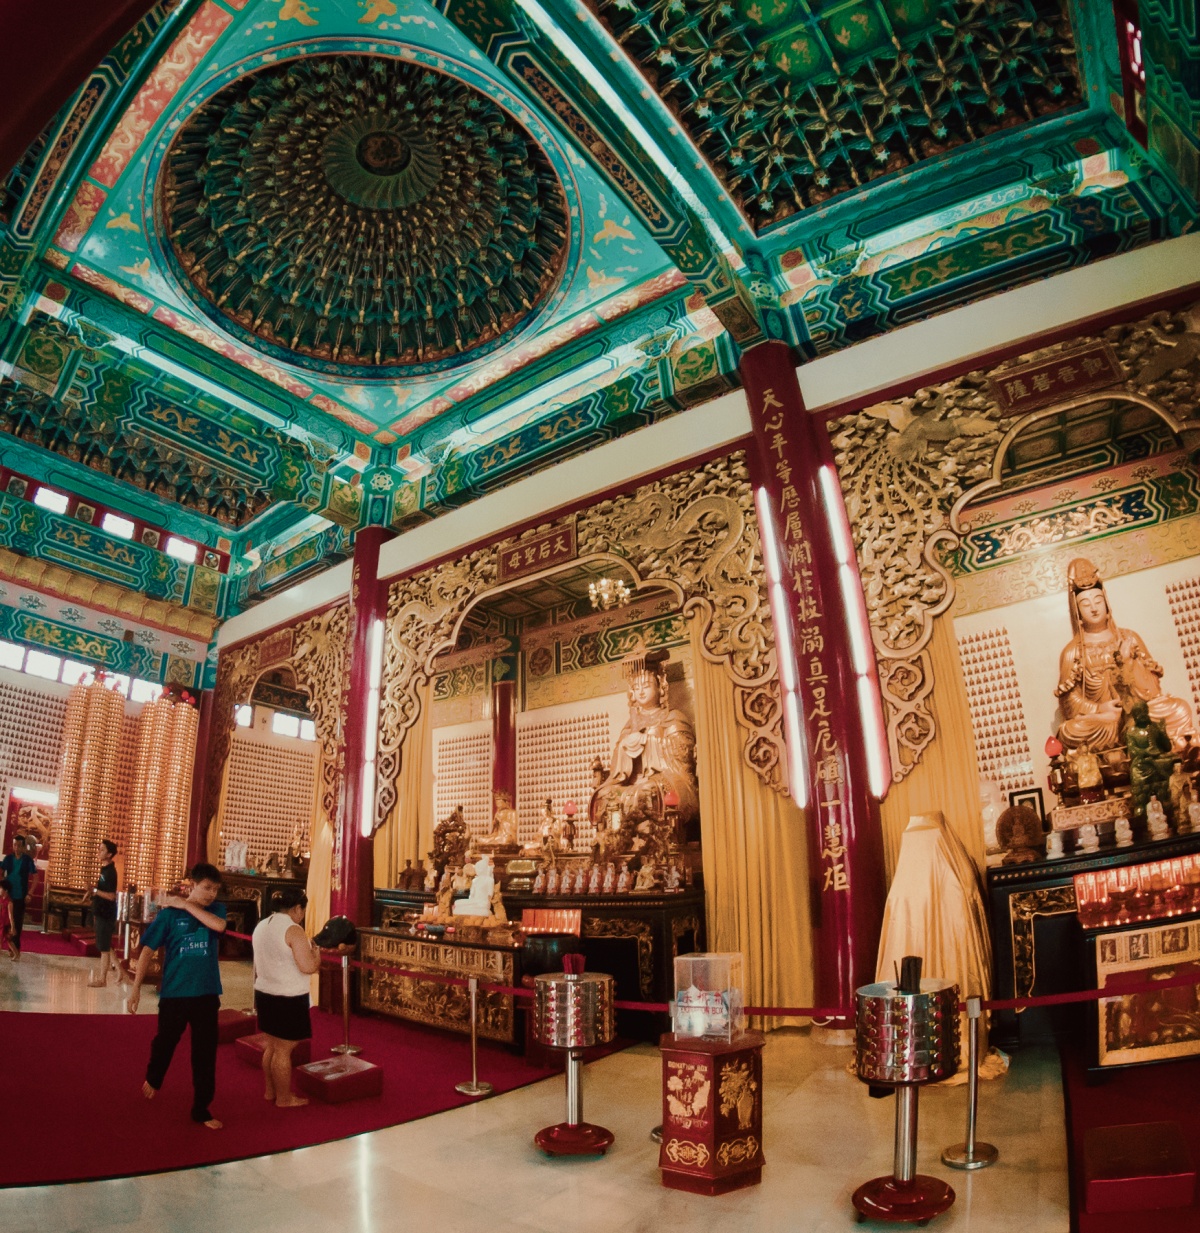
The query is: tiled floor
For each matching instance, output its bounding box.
[0,951,1069,1231]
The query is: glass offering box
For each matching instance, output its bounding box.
[673,952,744,1041]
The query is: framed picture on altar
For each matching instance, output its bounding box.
[1093,919,1200,1069]
[1008,787,1045,823]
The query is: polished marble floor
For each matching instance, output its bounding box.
[0,951,1069,1231]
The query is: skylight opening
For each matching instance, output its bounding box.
[33,487,69,514]
[102,513,136,539]
[165,536,198,564]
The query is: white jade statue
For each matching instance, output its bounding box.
[1146,795,1170,840]
[1114,815,1134,847]
[1078,824,1100,852]
[1046,831,1065,859]
[453,854,496,917]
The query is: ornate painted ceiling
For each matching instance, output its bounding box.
[0,0,1196,681]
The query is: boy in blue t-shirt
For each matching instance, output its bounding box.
[128,863,228,1129]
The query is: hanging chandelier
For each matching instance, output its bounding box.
[588,577,631,611]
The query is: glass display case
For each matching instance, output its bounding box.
[672,952,744,1041]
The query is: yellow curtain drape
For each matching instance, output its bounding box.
[880,617,985,882]
[304,747,334,941]
[688,615,812,1026]
[375,679,434,886]
[206,754,232,865]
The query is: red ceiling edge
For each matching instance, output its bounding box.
[0,0,160,180]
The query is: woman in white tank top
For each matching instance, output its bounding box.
[251,889,320,1108]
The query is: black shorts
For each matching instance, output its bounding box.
[94,914,115,953]
[254,990,312,1041]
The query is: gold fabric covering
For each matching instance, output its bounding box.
[876,810,995,1074]
[879,618,985,880]
[688,614,812,1025]
[375,679,434,884]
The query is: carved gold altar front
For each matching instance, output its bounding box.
[827,297,1200,782]
[357,929,517,1043]
[374,451,787,827]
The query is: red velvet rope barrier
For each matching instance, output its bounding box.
[222,930,1200,1018]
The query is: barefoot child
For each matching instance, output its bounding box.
[128,863,227,1130]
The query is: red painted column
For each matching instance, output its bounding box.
[739,341,887,1032]
[330,526,392,925]
[185,688,215,869]
[491,678,517,812]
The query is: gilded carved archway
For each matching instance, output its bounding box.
[374,450,786,827]
[203,603,350,859]
[826,298,1200,780]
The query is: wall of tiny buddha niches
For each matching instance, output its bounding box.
[0,665,148,856]
[428,591,695,849]
[218,708,317,865]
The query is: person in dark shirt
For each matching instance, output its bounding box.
[128,863,228,1129]
[88,839,123,988]
[0,835,38,958]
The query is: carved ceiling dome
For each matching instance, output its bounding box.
[160,55,570,373]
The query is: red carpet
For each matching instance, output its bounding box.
[1061,1041,1200,1232]
[16,931,93,957]
[0,1009,565,1186]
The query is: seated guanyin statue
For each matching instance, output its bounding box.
[1055,558,1195,753]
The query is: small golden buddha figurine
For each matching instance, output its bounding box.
[477,791,520,850]
[1055,558,1195,753]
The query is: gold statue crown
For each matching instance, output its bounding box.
[621,646,670,681]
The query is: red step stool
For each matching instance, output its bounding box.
[1084,1121,1196,1213]
[217,1008,257,1043]
[295,1055,383,1104]
[234,1032,311,1068]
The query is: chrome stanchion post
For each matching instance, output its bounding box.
[331,951,362,1057]
[942,995,998,1170]
[455,975,494,1097]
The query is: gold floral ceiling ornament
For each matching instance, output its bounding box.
[374,451,787,830]
[160,54,569,374]
[826,297,1200,781]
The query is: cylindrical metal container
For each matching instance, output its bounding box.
[855,979,960,1086]
[533,971,615,1050]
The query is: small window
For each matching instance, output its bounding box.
[101,513,136,539]
[61,660,94,686]
[24,649,62,680]
[235,703,253,728]
[164,536,198,564]
[272,712,301,738]
[33,487,69,514]
[299,718,317,742]
[130,678,163,704]
[0,640,25,671]
[106,673,131,697]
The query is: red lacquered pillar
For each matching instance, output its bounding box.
[491,678,518,812]
[330,526,392,925]
[185,688,215,869]
[739,342,888,1034]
